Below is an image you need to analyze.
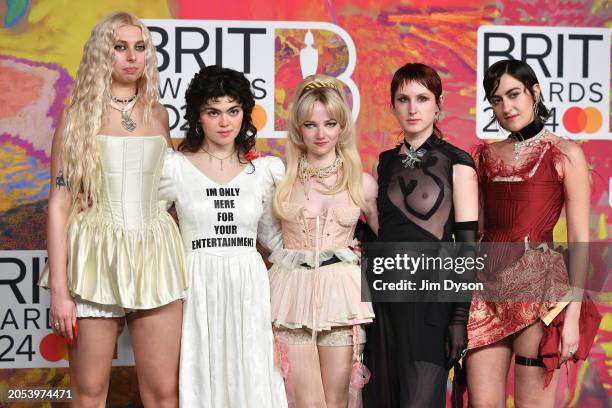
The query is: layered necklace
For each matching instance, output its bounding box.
[298,155,343,200]
[109,89,138,132]
[201,146,236,170]
[510,122,548,161]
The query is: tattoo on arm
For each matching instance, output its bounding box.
[55,171,66,189]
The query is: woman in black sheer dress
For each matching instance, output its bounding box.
[364,63,479,407]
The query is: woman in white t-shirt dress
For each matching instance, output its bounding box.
[159,65,287,408]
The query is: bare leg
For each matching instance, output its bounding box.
[127,300,182,408]
[69,317,123,408]
[319,345,355,408]
[465,337,512,408]
[512,323,559,408]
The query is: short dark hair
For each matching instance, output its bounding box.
[483,59,550,123]
[179,65,256,155]
[390,63,443,137]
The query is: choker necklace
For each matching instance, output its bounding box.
[201,146,236,170]
[401,138,427,168]
[109,100,137,132]
[110,89,138,105]
[298,155,343,200]
[512,120,543,142]
[511,125,548,161]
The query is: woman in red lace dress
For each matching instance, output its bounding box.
[465,60,590,407]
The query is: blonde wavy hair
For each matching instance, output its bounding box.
[273,74,368,219]
[61,11,159,215]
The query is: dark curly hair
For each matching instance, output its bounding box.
[179,65,257,157]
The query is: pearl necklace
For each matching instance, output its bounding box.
[298,155,343,200]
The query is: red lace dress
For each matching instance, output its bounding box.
[467,139,570,349]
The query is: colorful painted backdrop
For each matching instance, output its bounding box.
[0,0,610,407]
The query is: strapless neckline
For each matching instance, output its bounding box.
[97,134,165,139]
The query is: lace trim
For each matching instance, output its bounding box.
[472,140,566,182]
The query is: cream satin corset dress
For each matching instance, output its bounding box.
[40,135,187,309]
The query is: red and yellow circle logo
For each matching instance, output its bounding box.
[39,333,69,362]
[562,106,603,134]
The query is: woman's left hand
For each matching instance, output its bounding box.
[559,315,580,361]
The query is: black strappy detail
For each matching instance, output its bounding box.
[515,355,545,367]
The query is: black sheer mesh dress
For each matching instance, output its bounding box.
[363,135,477,408]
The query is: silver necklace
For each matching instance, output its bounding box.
[511,127,548,161]
[201,147,236,170]
[109,103,137,132]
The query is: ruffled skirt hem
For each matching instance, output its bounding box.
[39,211,188,309]
[269,261,373,331]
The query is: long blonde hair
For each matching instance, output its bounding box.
[61,11,160,215]
[273,74,368,219]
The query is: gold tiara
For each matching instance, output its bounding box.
[299,80,340,97]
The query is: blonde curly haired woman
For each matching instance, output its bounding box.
[269,74,378,407]
[41,12,187,407]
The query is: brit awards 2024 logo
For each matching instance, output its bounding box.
[145,19,359,138]
[0,251,134,368]
[476,26,610,139]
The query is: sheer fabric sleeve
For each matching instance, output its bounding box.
[257,156,285,253]
[158,148,179,209]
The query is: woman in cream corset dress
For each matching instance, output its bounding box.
[269,75,378,407]
[41,12,187,408]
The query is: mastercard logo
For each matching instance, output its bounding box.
[251,104,267,131]
[562,107,603,134]
[39,333,69,362]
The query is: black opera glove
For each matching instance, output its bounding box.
[454,220,479,256]
[452,220,479,321]
[446,220,479,368]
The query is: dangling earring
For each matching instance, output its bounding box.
[533,95,540,121]
[434,111,440,124]
[195,123,202,136]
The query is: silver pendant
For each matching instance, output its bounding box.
[401,146,426,168]
[121,110,136,132]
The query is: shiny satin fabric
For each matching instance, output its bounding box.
[40,135,187,309]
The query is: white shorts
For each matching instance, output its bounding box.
[74,296,136,318]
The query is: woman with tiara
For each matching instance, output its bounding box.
[268,74,378,407]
